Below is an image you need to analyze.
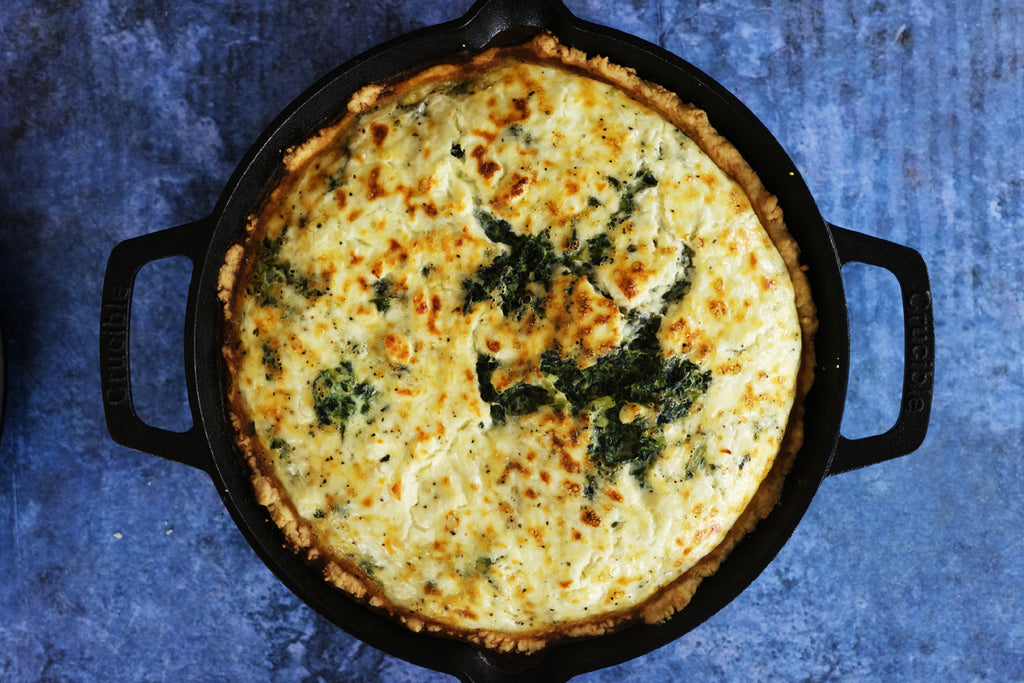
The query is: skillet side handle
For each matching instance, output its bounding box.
[100,221,208,471]
[826,225,934,475]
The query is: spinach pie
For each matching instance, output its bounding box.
[218,33,816,652]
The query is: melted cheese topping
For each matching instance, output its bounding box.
[224,55,802,637]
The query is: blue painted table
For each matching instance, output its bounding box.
[1,0,1021,680]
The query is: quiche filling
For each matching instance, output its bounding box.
[220,35,814,652]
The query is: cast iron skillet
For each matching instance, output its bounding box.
[100,0,935,680]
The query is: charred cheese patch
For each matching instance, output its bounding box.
[221,35,812,651]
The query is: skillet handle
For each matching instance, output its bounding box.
[100,220,209,471]
[826,225,934,475]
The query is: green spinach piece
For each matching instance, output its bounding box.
[588,410,664,482]
[250,229,326,307]
[462,208,559,317]
[637,356,712,425]
[476,353,553,424]
[372,276,396,312]
[268,436,294,463]
[585,233,613,266]
[607,166,658,227]
[684,442,709,480]
[475,353,500,404]
[261,342,282,380]
[312,361,375,434]
[661,243,696,307]
[490,383,553,425]
[535,313,711,482]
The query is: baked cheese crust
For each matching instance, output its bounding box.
[219,34,816,652]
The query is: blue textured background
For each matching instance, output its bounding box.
[1,0,1022,680]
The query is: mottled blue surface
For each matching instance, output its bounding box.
[1,0,1022,681]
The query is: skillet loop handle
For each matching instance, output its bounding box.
[827,225,934,475]
[460,0,565,48]
[100,221,208,471]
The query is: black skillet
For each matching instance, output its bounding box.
[100,0,935,680]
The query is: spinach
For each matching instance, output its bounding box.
[268,436,293,463]
[463,171,710,485]
[607,166,658,227]
[505,122,533,144]
[462,208,558,318]
[474,207,516,244]
[588,409,664,482]
[490,383,553,425]
[538,314,663,410]
[585,233,613,266]
[325,144,352,191]
[476,353,552,424]
[684,442,708,480]
[661,243,696,307]
[372,276,396,312]
[637,356,711,425]
[445,79,476,97]
[500,313,710,483]
[475,353,500,403]
[477,320,710,484]
[250,228,326,307]
[312,361,375,434]
[261,342,281,380]
[606,167,655,227]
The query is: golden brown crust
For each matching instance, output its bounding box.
[217,32,816,654]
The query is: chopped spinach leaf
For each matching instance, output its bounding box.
[490,383,553,425]
[268,436,294,462]
[477,324,710,484]
[538,313,709,482]
[477,353,553,424]
[473,207,516,244]
[261,342,282,379]
[475,353,500,403]
[358,559,381,577]
[462,208,558,318]
[585,233,613,266]
[446,79,476,97]
[661,243,696,307]
[372,276,395,312]
[608,166,658,227]
[506,122,533,144]
[250,228,326,307]
[640,356,712,425]
[685,442,708,480]
[588,409,664,482]
[312,361,375,434]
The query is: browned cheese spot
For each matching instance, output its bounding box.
[370,122,389,146]
[367,167,386,200]
[471,145,501,180]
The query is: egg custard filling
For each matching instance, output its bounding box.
[219,34,816,652]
